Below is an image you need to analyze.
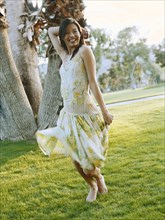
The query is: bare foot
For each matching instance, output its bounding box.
[86,182,98,202]
[97,175,108,194]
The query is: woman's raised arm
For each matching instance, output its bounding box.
[48,27,65,59]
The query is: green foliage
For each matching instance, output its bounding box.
[103,27,163,91]
[153,39,165,68]
[91,28,109,47]
[91,28,110,71]
[98,72,111,92]
[116,26,138,44]
[37,29,49,58]
[0,98,164,220]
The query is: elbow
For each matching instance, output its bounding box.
[89,79,97,86]
[48,27,56,36]
[89,80,98,91]
[48,27,59,37]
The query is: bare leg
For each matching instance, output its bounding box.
[73,161,94,187]
[73,161,98,202]
[83,167,108,194]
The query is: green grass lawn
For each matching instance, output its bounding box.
[102,83,164,104]
[0,98,164,220]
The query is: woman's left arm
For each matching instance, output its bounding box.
[82,46,113,125]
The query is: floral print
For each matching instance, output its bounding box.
[36,46,109,170]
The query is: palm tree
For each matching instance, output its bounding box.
[6,0,43,115]
[0,0,37,140]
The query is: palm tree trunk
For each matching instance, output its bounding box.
[0,6,37,140]
[6,0,43,115]
[37,54,63,129]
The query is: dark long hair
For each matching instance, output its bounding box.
[59,18,85,59]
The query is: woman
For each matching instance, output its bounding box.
[36,18,113,202]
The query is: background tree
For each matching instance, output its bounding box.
[98,72,110,92]
[153,39,165,68]
[106,26,161,91]
[91,28,110,71]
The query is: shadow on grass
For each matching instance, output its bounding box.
[0,140,38,166]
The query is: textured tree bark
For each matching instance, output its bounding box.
[37,53,63,130]
[0,22,37,140]
[6,0,43,115]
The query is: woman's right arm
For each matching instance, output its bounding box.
[48,27,64,59]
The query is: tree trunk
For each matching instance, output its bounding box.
[6,0,43,115]
[130,64,137,89]
[0,16,37,140]
[37,53,63,129]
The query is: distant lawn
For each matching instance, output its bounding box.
[102,83,164,104]
[0,98,164,220]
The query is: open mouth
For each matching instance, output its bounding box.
[69,39,76,43]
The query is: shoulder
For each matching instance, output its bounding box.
[80,45,92,55]
[80,45,95,60]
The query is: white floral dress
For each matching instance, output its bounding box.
[36,46,109,170]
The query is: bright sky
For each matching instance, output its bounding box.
[83,0,164,45]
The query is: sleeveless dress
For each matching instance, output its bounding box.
[36,46,109,170]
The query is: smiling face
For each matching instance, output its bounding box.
[63,24,81,53]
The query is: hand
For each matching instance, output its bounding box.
[81,27,90,39]
[102,110,114,125]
